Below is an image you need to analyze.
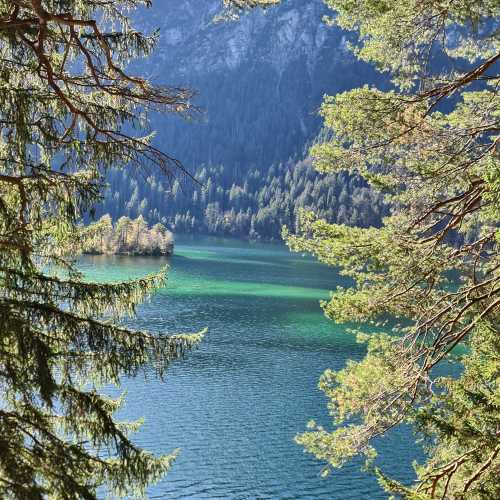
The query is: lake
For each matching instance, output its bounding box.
[80,236,421,499]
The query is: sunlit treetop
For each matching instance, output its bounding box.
[287,1,500,497]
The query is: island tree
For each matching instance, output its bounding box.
[84,214,174,255]
[0,0,272,497]
[284,1,499,498]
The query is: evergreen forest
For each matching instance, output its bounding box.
[96,160,387,239]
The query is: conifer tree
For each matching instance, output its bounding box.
[0,0,272,497]
[283,1,500,497]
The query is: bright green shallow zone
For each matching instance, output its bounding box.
[80,236,421,499]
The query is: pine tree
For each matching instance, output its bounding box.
[284,1,500,497]
[0,0,271,496]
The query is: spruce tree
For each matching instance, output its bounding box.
[283,1,500,497]
[0,0,272,497]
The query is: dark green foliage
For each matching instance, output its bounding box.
[95,159,387,239]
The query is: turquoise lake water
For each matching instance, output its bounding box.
[80,236,421,499]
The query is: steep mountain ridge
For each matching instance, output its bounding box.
[95,1,387,238]
[141,1,340,77]
[133,0,382,169]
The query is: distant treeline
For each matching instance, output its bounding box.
[84,215,174,256]
[95,159,388,240]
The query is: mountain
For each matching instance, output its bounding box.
[134,0,383,170]
[95,1,387,238]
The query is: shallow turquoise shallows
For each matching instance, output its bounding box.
[80,236,421,499]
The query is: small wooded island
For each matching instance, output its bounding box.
[84,214,174,256]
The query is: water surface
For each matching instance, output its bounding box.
[81,236,420,499]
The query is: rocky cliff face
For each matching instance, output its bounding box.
[134,0,381,170]
[142,1,344,76]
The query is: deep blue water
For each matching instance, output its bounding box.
[81,236,421,499]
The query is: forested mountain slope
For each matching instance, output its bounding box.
[97,160,387,240]
[99,0,386,237]
[136,0,383,168]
